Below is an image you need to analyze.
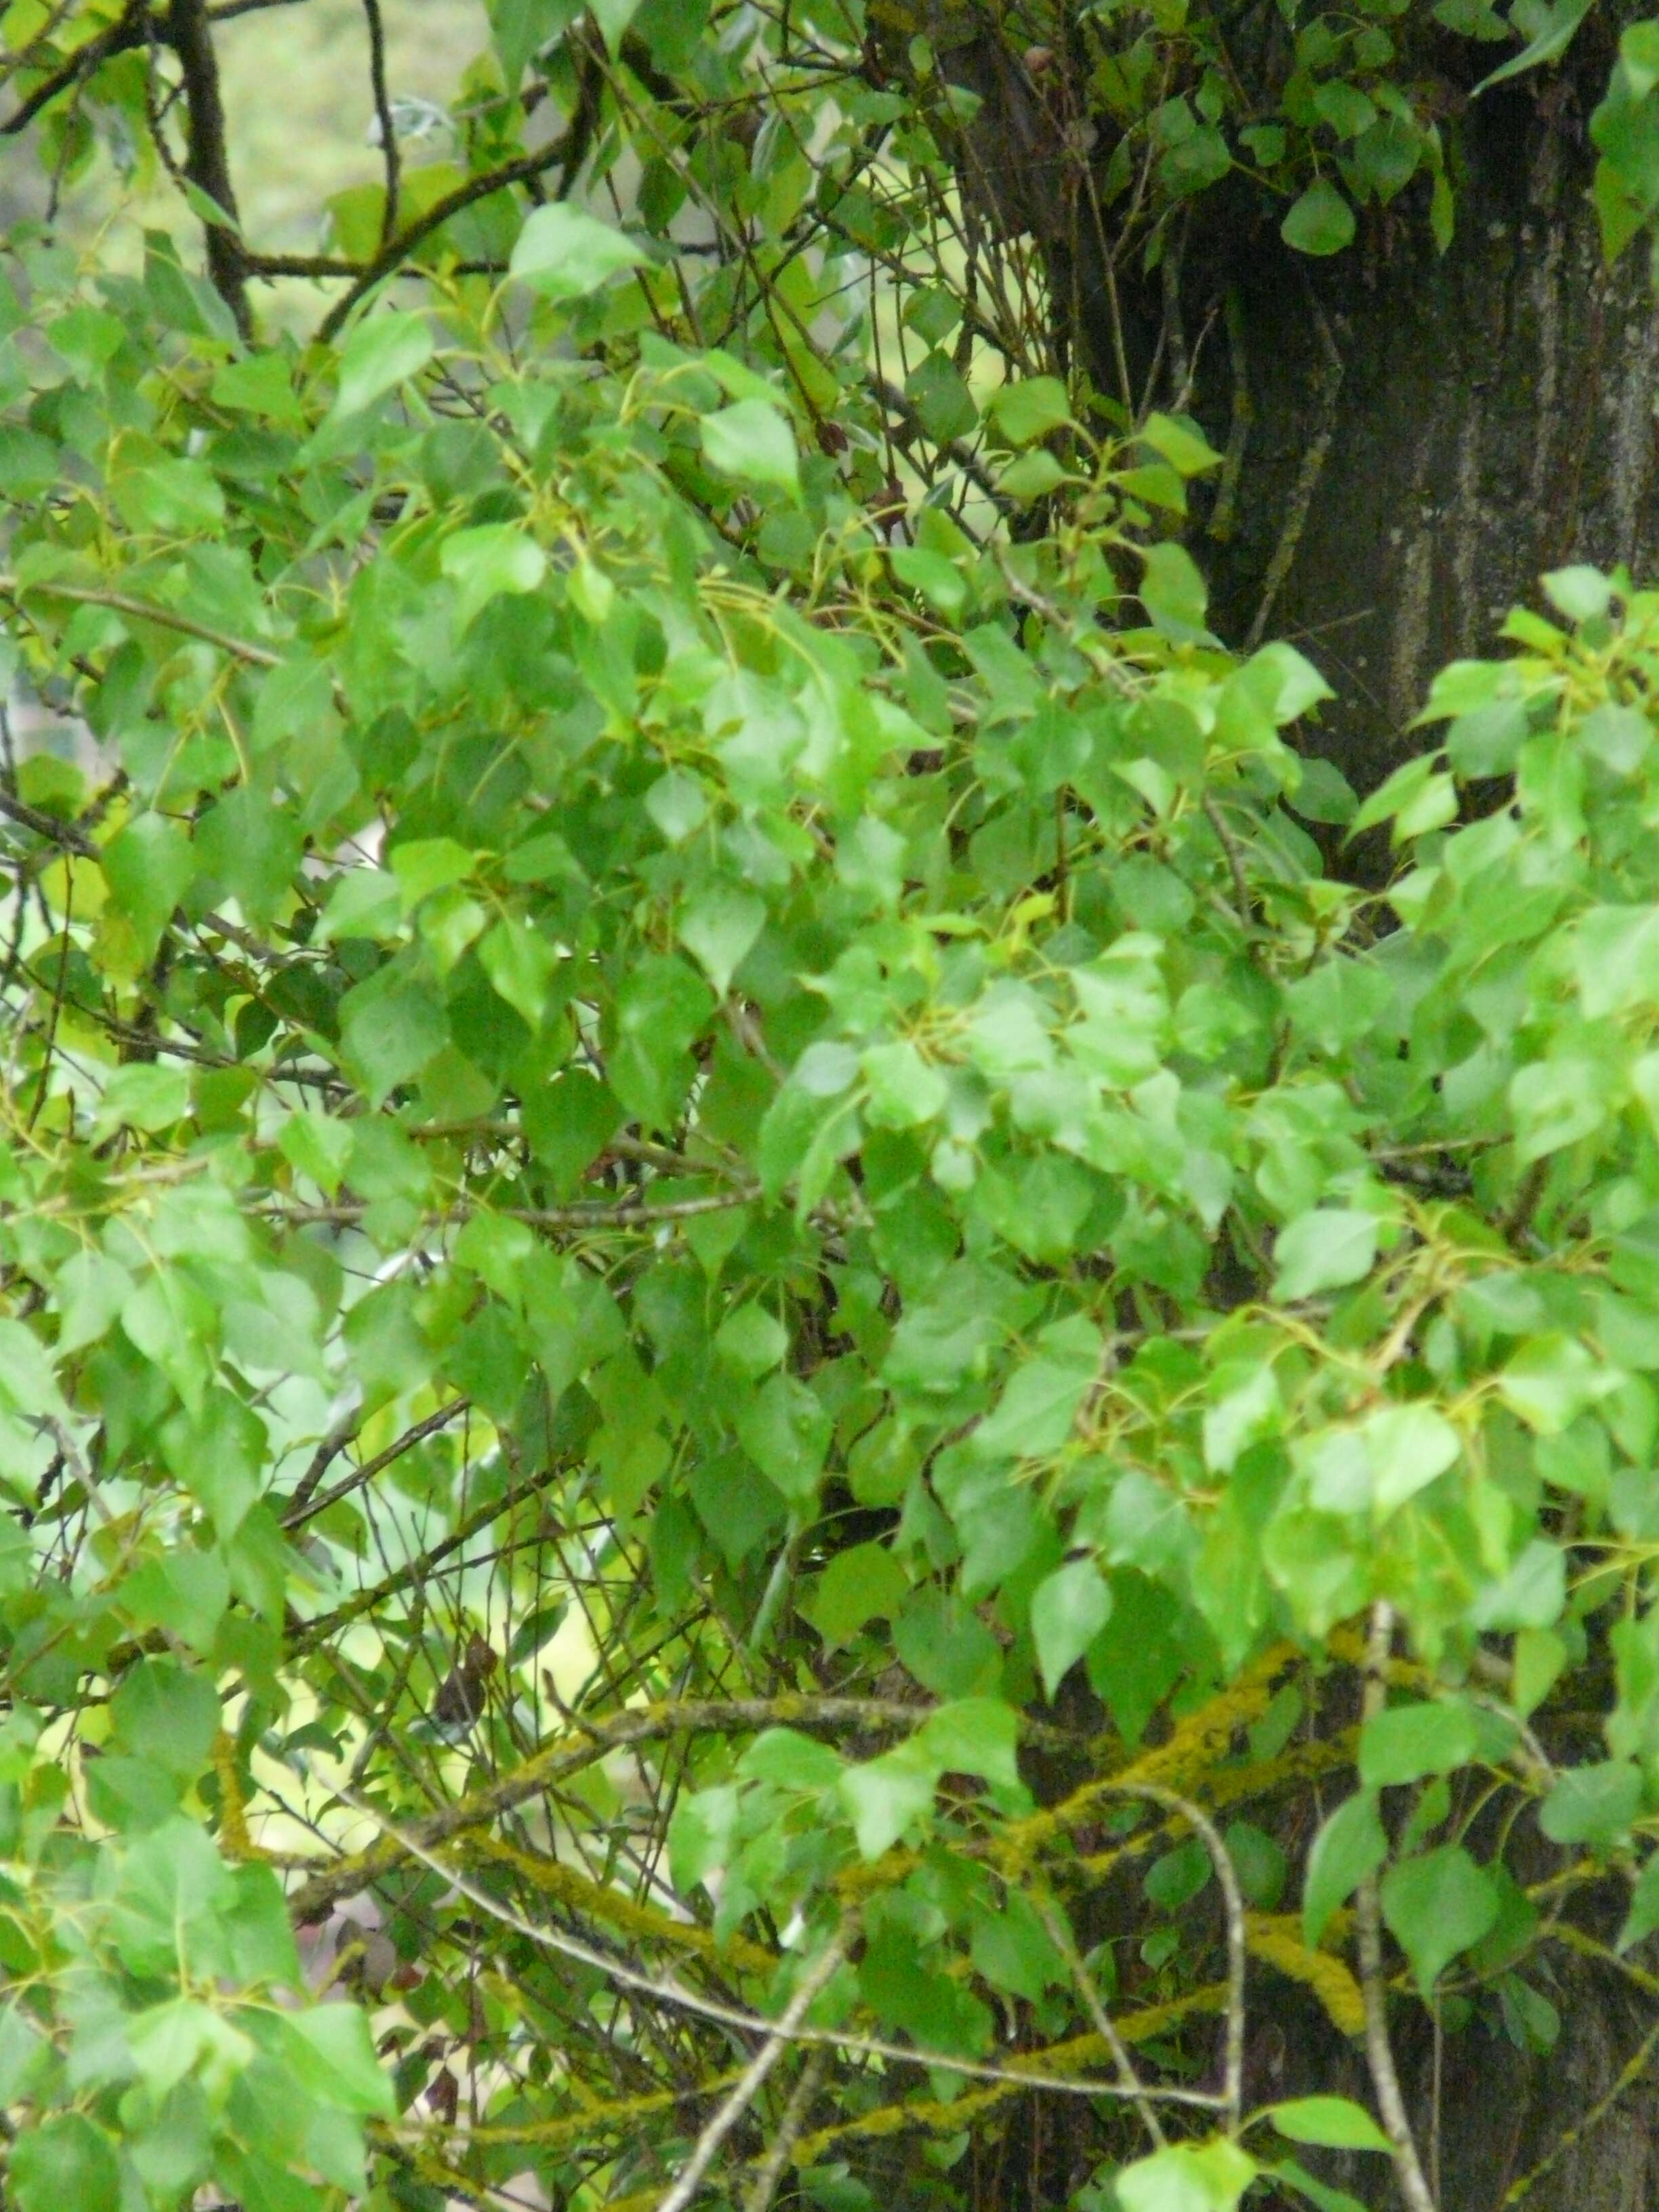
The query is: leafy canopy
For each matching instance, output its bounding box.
[5,5,1659,2212]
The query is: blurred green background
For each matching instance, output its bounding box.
[214,0,487,253]
[6,1,491,298]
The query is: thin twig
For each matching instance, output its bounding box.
[1202,793,1252,931]
[741,2047,829,2212]
[1355,1601,1438,2212]
[1499,2009,1659,2206]
[283,1404,369,1525]
[655,1929,851,2212]
[1038,1900,1167,2151]
[1208,286,1251,546]
[260,1188,758,1233]
[282,1397,471,1530]
[315,121,589,343]
[361,0,401,247]
[312,1787,1227,2107]
[0,577,280,666]
[169,0,251,336]
[1109,1782,1248,2137]
[0,788,98,858]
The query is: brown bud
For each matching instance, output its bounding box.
[433,1633,497,1731]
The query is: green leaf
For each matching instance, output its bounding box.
[1380,1845,1499,1997]
[491,0,582,85]
[860,1040,948,1128]
[110,1818,233,1978]
[126,1994,253,2104]
[339,966,451,1106]
[101,811,193,966]
[1031,1559,1113,1700]
[970,1890,1067,2001]
[975,1317,1101,1460]
[1475,0,1592,92]
[733,1372,832,1502]
[715,1303,788,1378]
[441,525,548,632]
[678,883,765,997]
[701,400,801,497]
[1266,2160,1370,2212]
[609,954,714,1130]
[589,0,641,52]
[1000,449,1067,500]
[889,544,970,618]
[1272,1208,1378,1300]
[1497,1335,1616,1435]
[804,1542,911,1648]
[1116,2139,1258,2212]
[990,375,1073,445]
[1265,2100,1390,2153]
[1203,1365,1281,1476]
[1138,411,1223,476]
[1138,539,1212,638]
[1359,1700,1478,1788]
[111,1658,220,1780]
[279,2000,396,2114]
[91,1063,190,1140]
[478,916,561,1029]
[1312,82,1378,139]
[905,350,977,441]
[918,1697,1021,1790]
[279,1107,355,1200]
[840,1739,938,1858]
[123,1550,230,1656]
[1303,1792,1387,1947]
[11,2114,121,2212]
[1573,905,1659,1019]
[1538,1760,1643,1846]
[1282,179,1357,255]
[508,203,651,297]
[737,1727,843,1793]
[1360,1402,1462,1515]
[1619,1853,1659,1950]
[328,310,434,419]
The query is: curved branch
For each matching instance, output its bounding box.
[314,121,590,344]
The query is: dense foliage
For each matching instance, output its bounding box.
[7,5,1659,2212]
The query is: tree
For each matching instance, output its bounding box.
[3,4,1659,2211]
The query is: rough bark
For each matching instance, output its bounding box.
[1195,82,1659,796]
[931,14,1659,798]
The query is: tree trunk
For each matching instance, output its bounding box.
[916,23,1659,2205]
[1194,82,1659,796]
[932,11,1659,795]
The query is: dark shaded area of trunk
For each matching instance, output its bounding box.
[1248,1939,1659,2212]
[1194,83,1659,796]
[934,11,1659,798]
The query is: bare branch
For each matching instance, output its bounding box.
[282,1398,471,1530]
[361,0,400,247]
[1039,1899,1168,2152]
[169,0,251,337]
[655,1929,851,2212]
[0,577,280,666]
[309,1784,1229,2107]
[740,2048,829,2212]
[315,122,591,344]
[1355,1601,1439,2212]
